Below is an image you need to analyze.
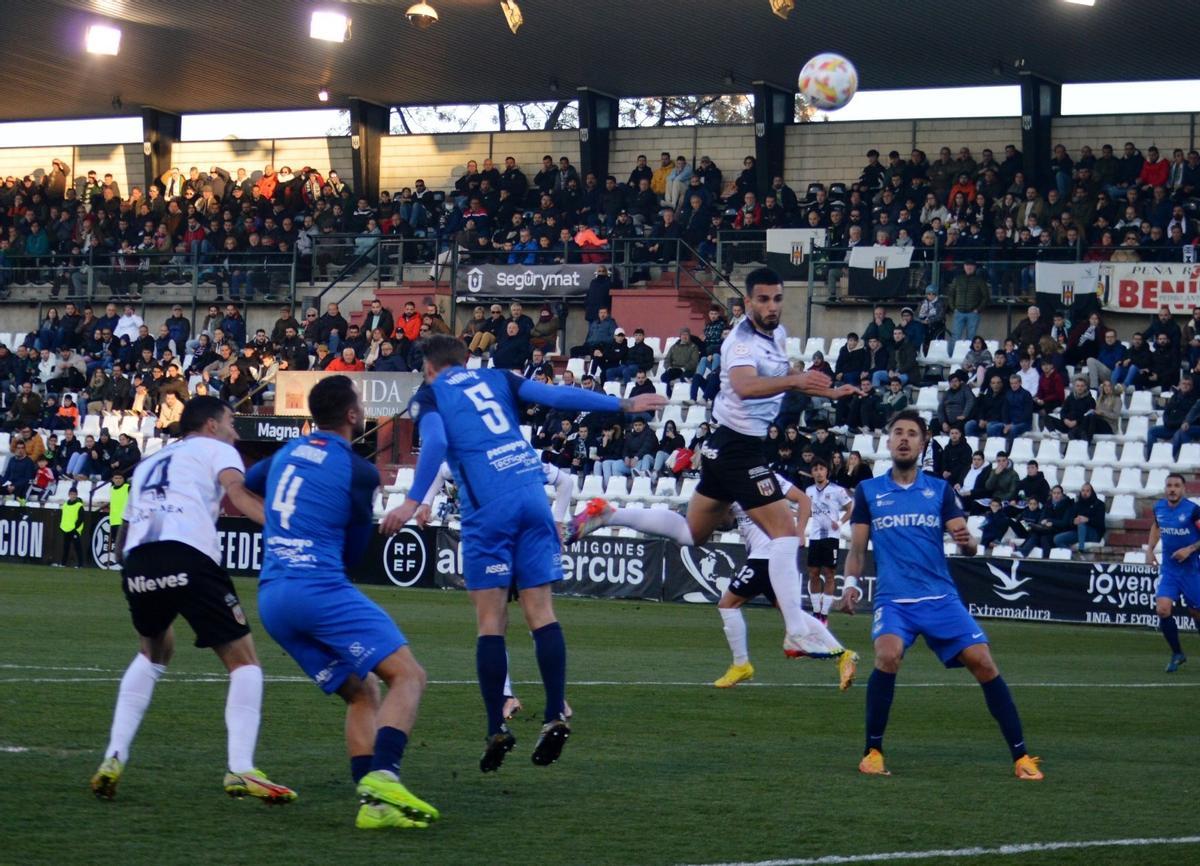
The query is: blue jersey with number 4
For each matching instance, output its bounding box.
[410,368,544,518]
[246,433,379,585]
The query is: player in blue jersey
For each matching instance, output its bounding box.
[380,335,666,773]
[245,375,439,831]
[843,410,1043,781]
[1145,473,1200,673]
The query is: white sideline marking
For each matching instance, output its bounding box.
[0,746,30,753]
[679,835,1200,866]
[1,674,1199,688]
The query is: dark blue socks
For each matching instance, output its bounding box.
[350,754,373,783]
[980,675,1027,761]
[1161,615,1183,654]
[369,726,409,775]
[864,669,896,755]
[532,621,567,723]
[477,634,508,736]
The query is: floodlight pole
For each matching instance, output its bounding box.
[1018,72,1061,193]
[140,107,181,195]
[349,98,389,206]
[752,81,795,198]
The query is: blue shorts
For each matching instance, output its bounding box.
[258,579,406,694]
[871,596,987,669]
[461,489,561,592]
[1156,567,1200,610]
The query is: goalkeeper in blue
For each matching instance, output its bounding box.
[381,335,666,773]
[246,374,439,831]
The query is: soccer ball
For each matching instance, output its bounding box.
[798,53,858,111]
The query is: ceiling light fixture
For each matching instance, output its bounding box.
[769,0,795,19]
[1061,0,1095,6]
[310,10,351,42]
[406,2,439,29]
[85,24,122,55]
[317,89,330,102]
[500,1,523,34]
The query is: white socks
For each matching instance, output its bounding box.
[609,507,696,546]
[503,672,514,698]
[719,608,749,665]
[225,665,263,774]
[104,653,166,761]
[820,593,835,616]
[767,536,809,638]
[810,591,825,615]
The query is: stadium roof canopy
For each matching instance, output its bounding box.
[7,0,1196,121]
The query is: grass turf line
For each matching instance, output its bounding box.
[2,567,1197,866]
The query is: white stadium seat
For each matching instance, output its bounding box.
[872,459,892,477]
[1091,441,1119,466]
[1060,465,1086,494]
[1178,444,1200,470]
[604,476,629,499]
[1008,438,1035,464]
[1061,440,1089,465]
[1088,466,1116,496]
[923,340,951,365]
[578,474,605,499]
[1121,416,1149,443]
[982,437,1005,461]
[1049,548,1073,560]
[623,476,653,503]
[1107,494,1136,524]
[785,337,803,360]
[802,337,825,361]
[915,387,939,412]
[1125,390,1154,416]
[1035,439,1062,466]
[644,336,663,358]
[603,382,622,396]
[653,477,677,501]
[1117,443,1145,468]
[660,405,684,427]
[1147,443,1175,469]
[1124,551,1147,564]
[672,478,698,504]
[1144,468,1169,491]
[1113,468,1143,495]
[683,405,708,426]
[566,358,585,378]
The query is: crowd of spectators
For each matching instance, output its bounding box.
[2,139,1197,301]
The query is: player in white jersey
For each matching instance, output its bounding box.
[570,267,859,659]
[805,459,853,623]
[714,474,859,690]
[91,397,295,804]
[414,459,575,720]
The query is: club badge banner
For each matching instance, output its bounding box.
[766,228,827,279]
[848,244,913,298]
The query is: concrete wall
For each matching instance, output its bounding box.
[378,130,578,193]
[0,144,142,198]
[609,125,755,181]
[170,138,353,186]
[1049,113,1197,153]
[782,117,1023,192]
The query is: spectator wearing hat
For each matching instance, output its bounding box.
[916,287,946,342]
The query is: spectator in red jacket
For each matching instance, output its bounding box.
[1138,146,1169,195]
[1033,357,1066,418]
[395,301,422,341]
[325,346,365,371]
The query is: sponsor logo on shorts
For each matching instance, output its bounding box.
[484,562,511,575]
[349,642,366,658]
[313,666,334,685]
[224,592,247,626]
[383,527,427,588]
[125,572,190,593]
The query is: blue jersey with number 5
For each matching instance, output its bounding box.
[246,433,380,585]
[411,368,543,519]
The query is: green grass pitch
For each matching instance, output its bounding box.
[2,567,1198,866]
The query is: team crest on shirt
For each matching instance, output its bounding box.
[733,343,751,357]
[757,477,777,497]
[922,488,935,498]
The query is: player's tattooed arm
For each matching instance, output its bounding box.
[618,393,668,415]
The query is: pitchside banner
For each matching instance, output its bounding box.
[1101,262,1200,314]
[766,228,827,279]
[847,245,913,298]
[4,504,1193,631]
[275,371,422,419]
[1033,261,1105,306]
[457,264,594,298]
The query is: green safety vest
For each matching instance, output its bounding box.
[60,500,84,534]
[109,484,130,527]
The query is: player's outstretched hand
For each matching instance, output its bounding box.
[949,523,973,547]
[380,498,419,535]
[624,393,668,415]
[824,383,862,400]
[792,370,833,393]
[414,503,432,528]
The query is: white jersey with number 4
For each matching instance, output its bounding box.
[712,319,790,438]
[733,474,794,560]
[122,436,244,565]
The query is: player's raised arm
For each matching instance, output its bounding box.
[416,462,454,527]
[728,365,834,400]
[942,483,976,556]
[513,374,666,416]
[1146,517,1160,567]
[220,467,265,525]
[382,408,447,534]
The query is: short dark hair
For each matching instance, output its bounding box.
[1167,472,1187,485]
[810,458,829,471]
[886,409,928,438]
[421,334,468,370]
[308,375,358,429]
[745,267,782,295]
[179,395,230,435]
